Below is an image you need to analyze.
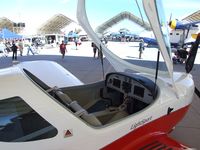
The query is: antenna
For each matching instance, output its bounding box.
[168,13,172,26]
[154,50,160,91]
[99,45,105,79]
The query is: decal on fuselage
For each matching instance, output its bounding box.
[130,116,152,130]
[64,129,73,138]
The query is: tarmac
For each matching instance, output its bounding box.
[0,41,200,149]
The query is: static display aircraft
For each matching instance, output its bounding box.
[140,14,200,48]
[139,36,158,47]
[0,0,200,150]
[140,35,196,48]
[169,17,200,47]
[109,31,136,42]
[140,31,199,49]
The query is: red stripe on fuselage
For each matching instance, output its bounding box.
[101,105,190,150]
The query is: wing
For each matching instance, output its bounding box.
[102,133,190,150]
[182,20,200,28]
[170,20,200,30]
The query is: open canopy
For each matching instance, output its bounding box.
[77,0,173,78]
[0,28,22,39]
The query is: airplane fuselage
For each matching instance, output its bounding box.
[0,63,194,149]
[170,27,199,47]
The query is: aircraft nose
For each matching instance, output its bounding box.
[169,20,177,29]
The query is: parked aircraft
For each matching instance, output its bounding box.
[139,36,158,47]
[109,30,136,41]
[169,17,200,47]
[140,32,199,48]
[140,14,200,48]
[0,0,199,150]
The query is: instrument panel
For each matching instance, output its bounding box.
[105,72,158,104]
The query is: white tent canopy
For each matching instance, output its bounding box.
[95,11,151,35]
[37,14,75,34]
[183,10,200,23]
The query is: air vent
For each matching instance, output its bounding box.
[139,140,173,150]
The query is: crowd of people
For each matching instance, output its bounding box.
[2,37,182,63]
[1,35,106,61]
[0,39,42,61]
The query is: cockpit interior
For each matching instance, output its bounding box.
[24,69,158,127]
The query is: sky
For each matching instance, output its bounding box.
[0,0,199,35]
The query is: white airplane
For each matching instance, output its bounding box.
[0,0,199,150]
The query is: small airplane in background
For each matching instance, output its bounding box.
[139,13,200,49]
[138,30,159,48]
[139,21,200,49]
[137,36,186,49]
[169,15,200,47]
[108,30,136,42]
[139,34,199,49]
[139,36,158,47]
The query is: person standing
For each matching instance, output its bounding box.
[60,41,67,59]
[27,43,35,55]
[91,42,98,58]
[74,38,78,50]
[18,39,24,56]
[11,41,18,61]
[139,40,144,59]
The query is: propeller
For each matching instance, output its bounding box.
[168,13,172,25]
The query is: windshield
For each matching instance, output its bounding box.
[155,0,172,57]
[83,0,170,76]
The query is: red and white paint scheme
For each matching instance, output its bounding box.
[0,0,199,150]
